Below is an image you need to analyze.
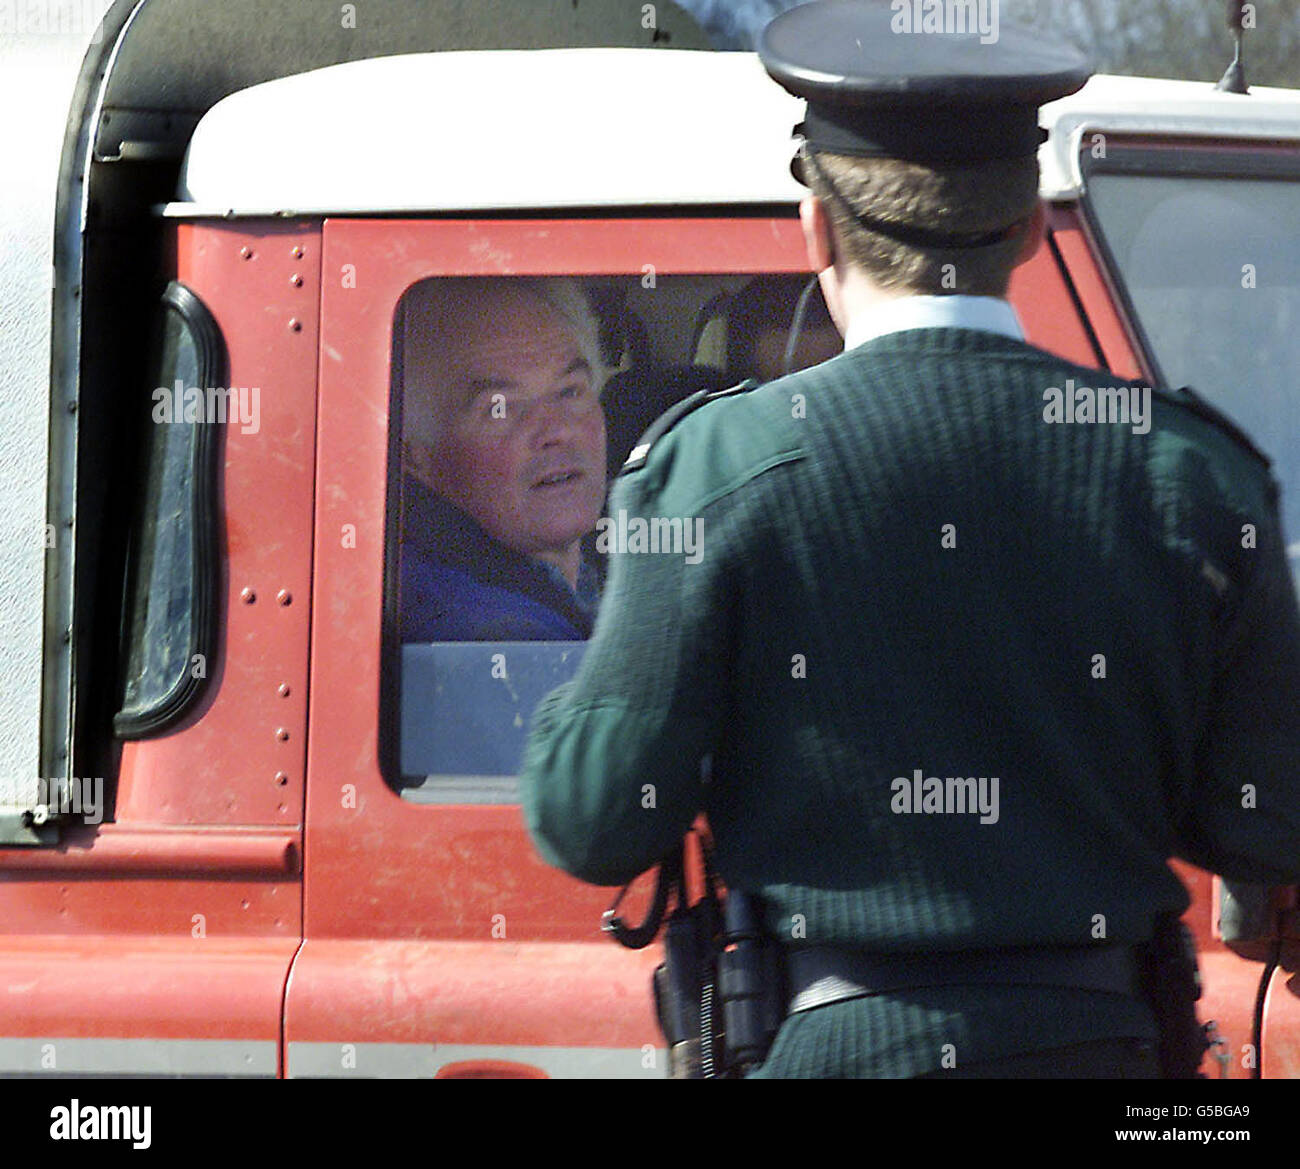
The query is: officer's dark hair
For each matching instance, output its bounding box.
[803,151,1040,297]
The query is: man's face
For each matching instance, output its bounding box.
[408,287,607,558]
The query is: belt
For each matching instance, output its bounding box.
[786,944,1140,1015]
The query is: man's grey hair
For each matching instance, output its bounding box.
[401,276,607,451]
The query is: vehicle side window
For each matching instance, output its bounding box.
[114,283,223,738]
[1085,163,1300,590]
[387,273,833,799]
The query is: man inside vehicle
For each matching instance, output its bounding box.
[399,277,608,641]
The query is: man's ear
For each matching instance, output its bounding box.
[1013,200,1048,268]
[801,194,850,337]
[800,194,836,271]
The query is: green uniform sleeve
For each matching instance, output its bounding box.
[1183,497,1300,884]
[518,448,738,887]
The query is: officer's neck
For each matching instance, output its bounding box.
[826,266,1014,353]
[825,266,913,341]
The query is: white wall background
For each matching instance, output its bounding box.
[0,1,114,797]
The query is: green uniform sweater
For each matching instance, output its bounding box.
[519,328,1300,1077]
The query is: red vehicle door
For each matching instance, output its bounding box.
[284,209,1189,1076]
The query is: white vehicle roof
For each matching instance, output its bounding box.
[166,48,1300,218]
[1038,72,1300,198]
[169,49,806,216]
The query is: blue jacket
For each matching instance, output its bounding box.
[400,475,600,642]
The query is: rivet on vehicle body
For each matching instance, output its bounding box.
[240,588,256,603]
[288,318,302,332]
[290,245,304,259]
[277,590,292,606]
[240,246,254,260]
[276,727,290,742]
[274,771,289,785]
[290,273,303,287]
[277,683,290,697]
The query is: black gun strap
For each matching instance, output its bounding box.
[602,842,684,950]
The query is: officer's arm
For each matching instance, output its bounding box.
[1182,503,1300,884]
[519,443,738,886]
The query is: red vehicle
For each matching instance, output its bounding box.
[0,0,1296,1078]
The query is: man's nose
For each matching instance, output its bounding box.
[524,395,581,446]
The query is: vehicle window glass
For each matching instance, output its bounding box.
[388,272,836,800]
[114,283,223,738]
[1087,171,1300,590]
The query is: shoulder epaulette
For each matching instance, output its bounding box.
[619,379,760,474]
[1155,384,1272,471]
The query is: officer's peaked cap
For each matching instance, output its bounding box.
[759,0,1092,174]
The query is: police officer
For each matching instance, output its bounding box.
[518,0,1300,1077]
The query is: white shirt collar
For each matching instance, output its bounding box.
[843,295,1025,352]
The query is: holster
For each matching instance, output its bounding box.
[654,886,722,1078]
[715,891,785,1073]
[605,834,785,1078]
[1133,910,1211,1078]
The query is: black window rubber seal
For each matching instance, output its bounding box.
[112,280,223,739]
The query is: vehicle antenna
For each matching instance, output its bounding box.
[1215,0,1250,94]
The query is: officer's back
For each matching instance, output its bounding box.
[686,330,1298,1075]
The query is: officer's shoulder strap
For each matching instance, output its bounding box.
[619,379,761,474]
[1153,383,1272,471]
